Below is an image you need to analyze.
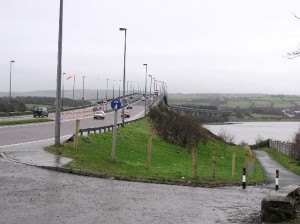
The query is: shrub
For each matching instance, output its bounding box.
[149,107,207,148]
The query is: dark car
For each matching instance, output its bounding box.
[33,107,49,118]
[121,111,130,118]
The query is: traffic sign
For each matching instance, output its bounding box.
[111,98,122,111]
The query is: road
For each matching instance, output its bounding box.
[0,100,146,146]
[1,98,299,223]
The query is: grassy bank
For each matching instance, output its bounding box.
[0,118,53,126]
[46,118,266,186]
[262,148,300,176]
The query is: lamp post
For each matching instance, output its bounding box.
[112,80,115,98]
[62,72,65,110]
[96,78,99,102]
[106,78,109,100]
[118,80,121,97]
[119,27,127,126]
[9,60,15,102]
[143,64,148,116]
[148,75,153,96]
[72,75,76,107]
[82,76,85,106]
[127,81,129,95]
[55,0,63,146]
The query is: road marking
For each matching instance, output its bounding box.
[0,135,72,148]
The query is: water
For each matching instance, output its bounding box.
[204,122,300,145]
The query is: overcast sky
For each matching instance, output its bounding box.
[1,0,300,95]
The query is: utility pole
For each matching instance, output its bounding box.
[55,0,63,146]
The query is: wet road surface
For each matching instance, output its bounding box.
[1,157,271,224]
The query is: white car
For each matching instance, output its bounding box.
[141,96,145,101]
[94,111,105,120]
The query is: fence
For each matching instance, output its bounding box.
[269,139,300,160]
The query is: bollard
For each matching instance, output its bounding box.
[275,169,279,191]
[242,168,246,189]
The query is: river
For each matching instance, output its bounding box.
[204,121,300,145]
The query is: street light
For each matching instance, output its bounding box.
[148,75,153,96]
[106,78,109,100]
[96,78,99,102]
[143,64,148,116]
[153,78,156,93]
[62,72,65,110]
[120,27,127,126]
[127,81,129,95]
[118,80,121,97]
[113,80,115,98]
[9,60,15,101]
[73,75,76,107]
[82,76,86,106]
[55,0,63,146]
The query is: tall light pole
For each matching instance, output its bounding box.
[96,78,99,102]
[82,75,85,106]
[62,72,65,110]
[143,64,148,116]
[127,81,129,95]
[149,75,153,96]
[120,27,127,126]
[118,80,121,97]
[106,78,109,100]
[112,80,115,98]
[55,0,63,146]
[72,75,76,107]
[9,60,15,102]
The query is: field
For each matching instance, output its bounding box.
[168,93,300,109]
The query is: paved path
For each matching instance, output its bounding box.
[254,150,300,188]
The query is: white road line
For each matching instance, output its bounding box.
[0,135,72,148]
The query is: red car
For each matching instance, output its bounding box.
[121,111,130,118]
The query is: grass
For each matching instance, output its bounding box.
[0,118,53,126]
[25,103,53,110]
[46,118,266,186]
[261,148,300,176]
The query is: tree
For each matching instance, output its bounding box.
[286,13,300,59]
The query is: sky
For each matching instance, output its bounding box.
[1,0,300,95]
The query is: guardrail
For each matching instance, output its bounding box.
[77,94,163,137]
[78,117,144,136]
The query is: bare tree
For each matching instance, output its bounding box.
[218,128,235,144]
[286,13,300,59]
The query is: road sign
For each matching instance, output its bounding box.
[111,98,122,111]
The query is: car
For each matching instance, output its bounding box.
[141,96,145,101]
[93,104,103,112]
[33,107,49,118]
[126,105,133,109]
[94,111,105,119]
[121,111,130,118]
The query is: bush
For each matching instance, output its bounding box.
[149,107,207,148]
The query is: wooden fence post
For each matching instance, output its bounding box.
[146,133,153,169]
[232,152,236,179]
[212,149,216,179]
[192,146,198,179]
[73,119,80,149]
